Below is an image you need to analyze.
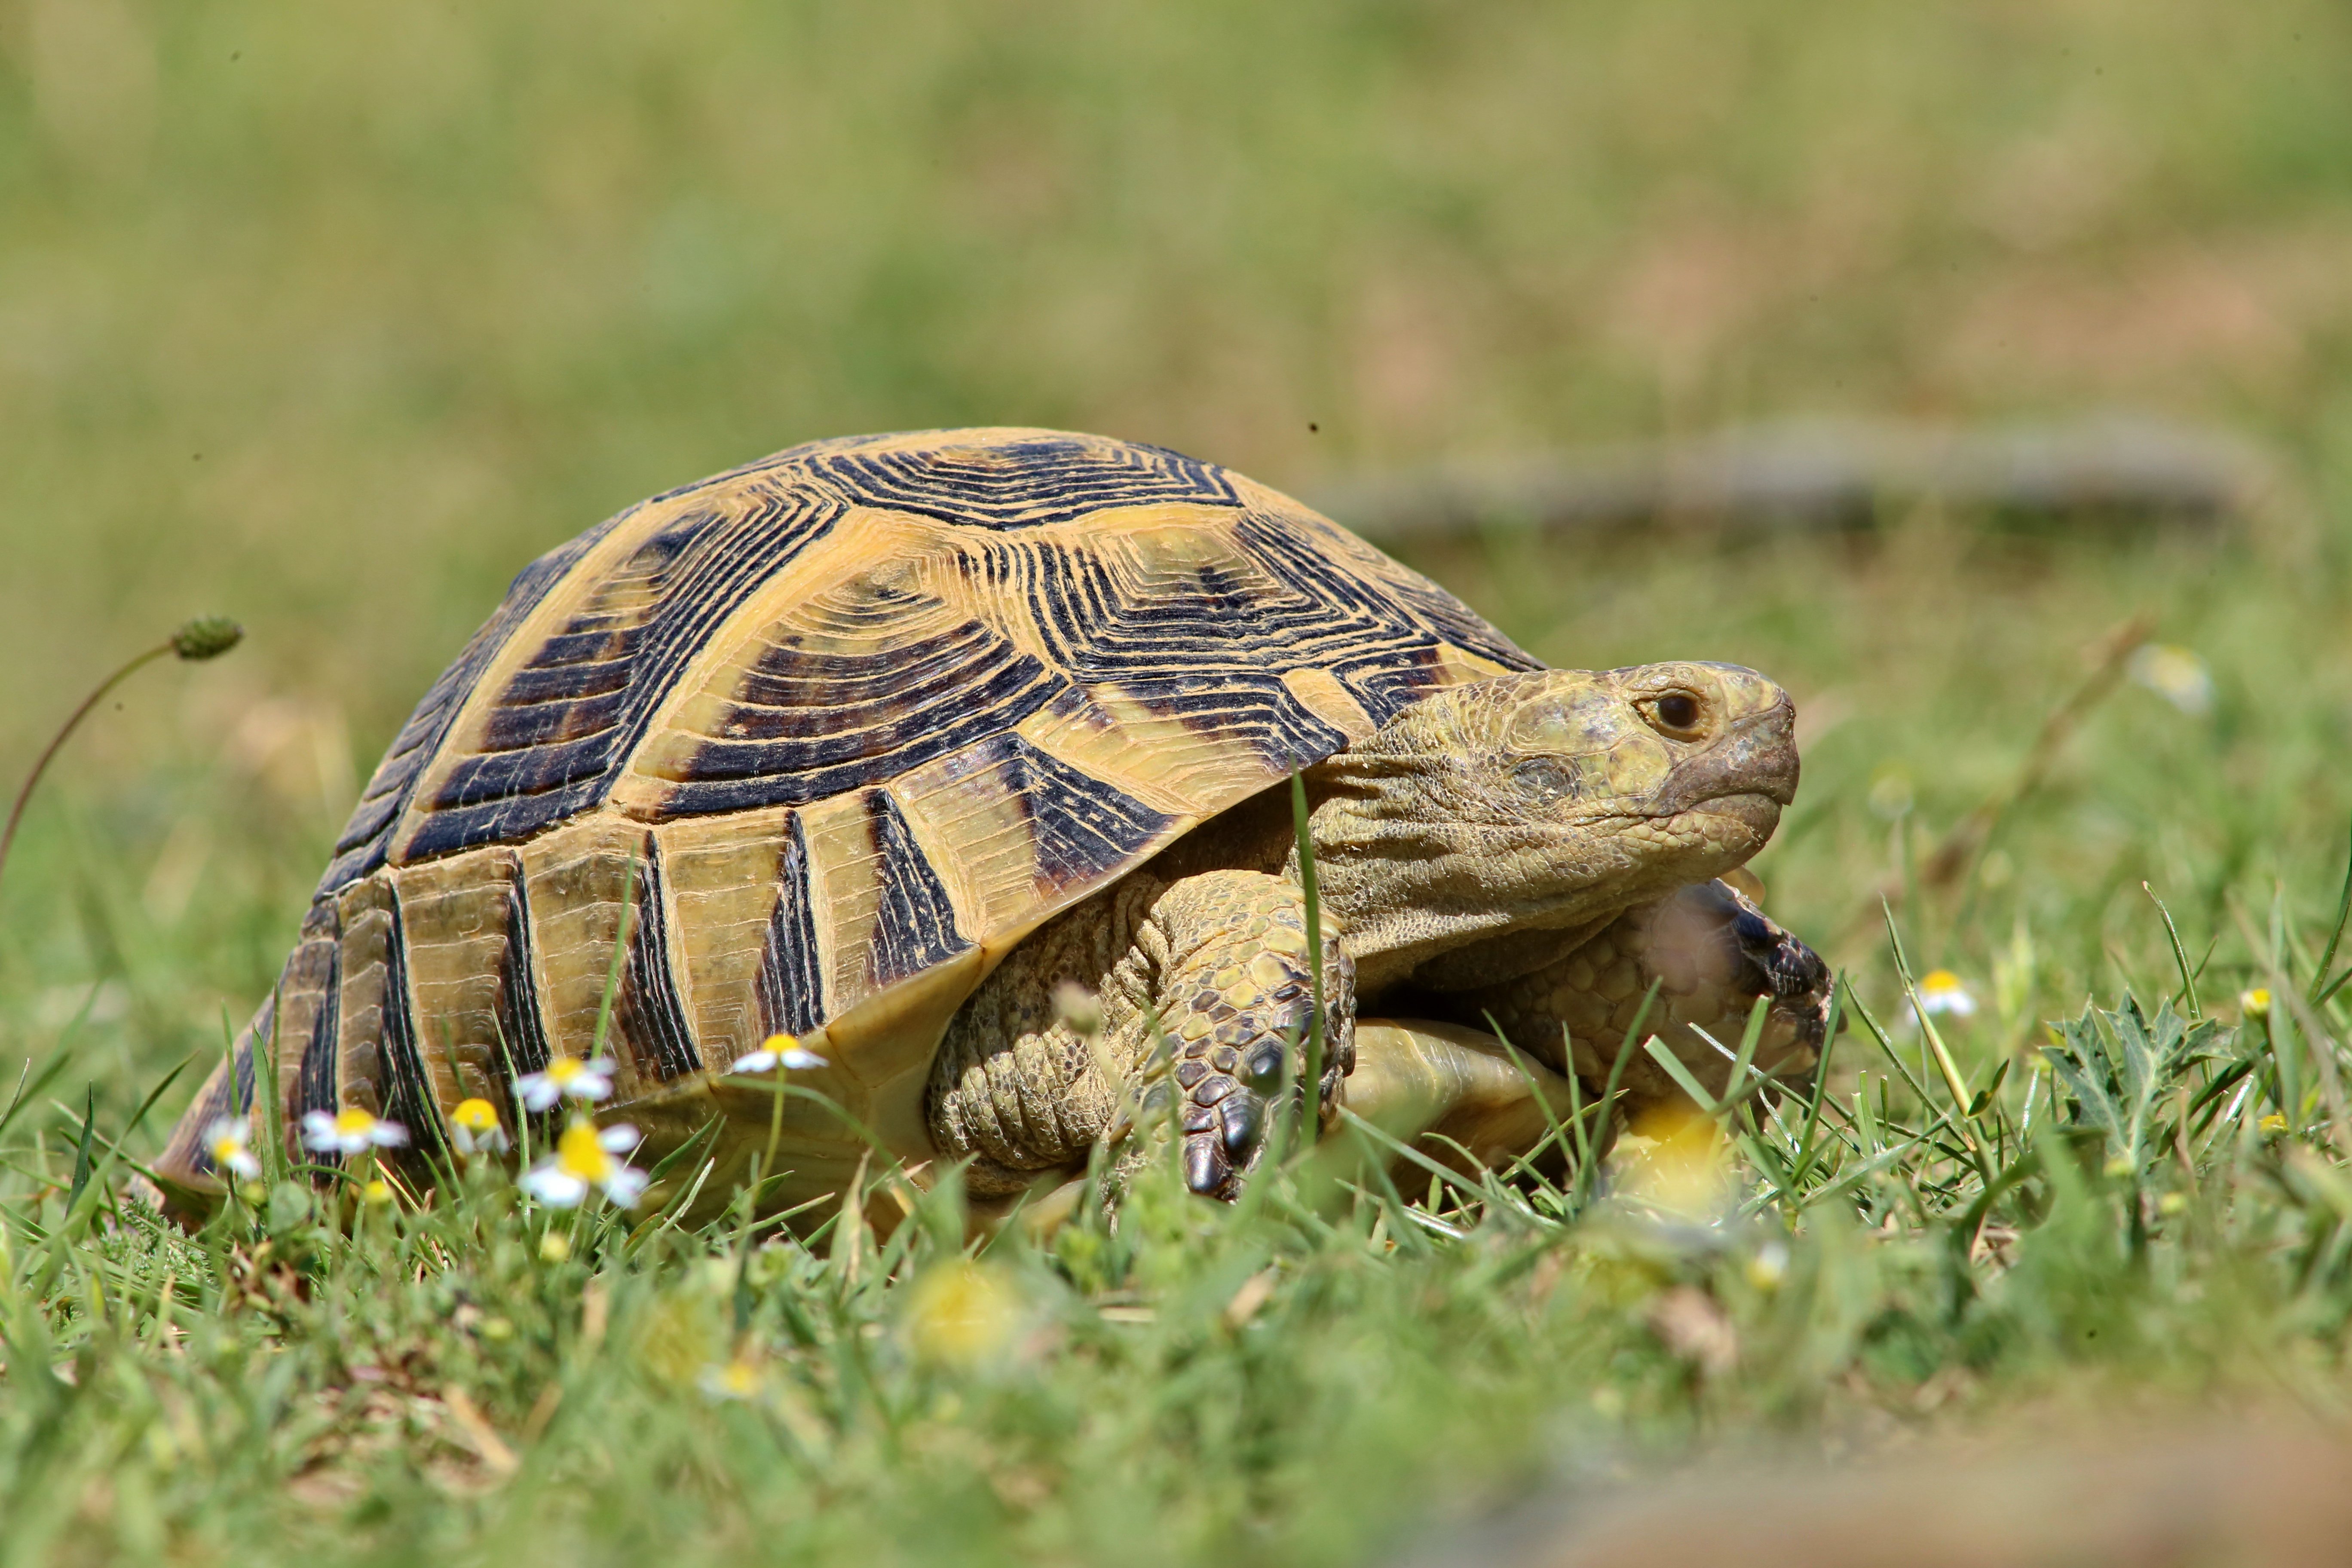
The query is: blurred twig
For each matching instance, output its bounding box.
[1838,612,2152,948]
[1317,414,2271,540]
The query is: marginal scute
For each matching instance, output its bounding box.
[615,839,703,1083]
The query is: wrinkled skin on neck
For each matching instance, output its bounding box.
[1302,662,1798,993]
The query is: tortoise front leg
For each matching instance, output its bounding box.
[1137,869,1356,1198]
[925,869,1354,1203]
[1460,879,1831,1118]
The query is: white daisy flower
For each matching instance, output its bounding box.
[516,1055,615,1111]
[1913,968,1978,1019]
[2128,643,2214,717]
[300,1107,410,1155]
[204,1117,261,1180]
[699,1357,766,1402]
[731,1032,829,1075]
[449,1096,510,1154]
[519,1120,646,1208]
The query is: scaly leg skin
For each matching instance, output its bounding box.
[927,868,1355,1203]
[1460,879,1831,1119]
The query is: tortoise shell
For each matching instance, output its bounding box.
[160,428,1538,1205]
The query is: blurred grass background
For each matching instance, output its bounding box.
[6,0,2352,1214]
[13,3,2352,1561]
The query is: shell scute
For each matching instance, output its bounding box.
[812,433,1239,529]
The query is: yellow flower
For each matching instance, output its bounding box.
[904,1259,1026,1369]
[2240,988,2272,1019]
[450,1096,510,1155]
[1614,1102,1728,1219]
[363,1178,394,1205]
[538,1231,573,1263]
[2260,1113,2290,1136]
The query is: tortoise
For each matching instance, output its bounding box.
[153,427,1828,1219]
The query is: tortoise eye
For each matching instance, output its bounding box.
[1650,692,1702,733]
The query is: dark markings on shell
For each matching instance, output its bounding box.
[318,521,625,894]
[294,912,344,1123]
[1240,514,1540,703]
[657,595,1067,818]
[996,735,1177,895]
[867,791,971,987]
[496,858,555,1082]
[377,890,449,1161]
[755,811,826,1041]
[815,436,1237,530]
[233,1006,262,1118]
[400,485,846,862]
[616,839,701,1083]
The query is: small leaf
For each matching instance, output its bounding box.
[65,1087,96,1215]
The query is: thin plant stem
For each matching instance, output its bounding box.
[0,616,242,900]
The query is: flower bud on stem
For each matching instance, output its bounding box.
[0,616,244,899]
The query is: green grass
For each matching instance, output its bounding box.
[11,0,2352,1561]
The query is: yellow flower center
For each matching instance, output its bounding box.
[451,1097,499,1132]
[546,1057,587,1084]
[1921,969,1964,995]
[209,1133,244,1161]
[334,1108,379,1138]
[760,1032,798,1053]
[555,1121,617,1181]
[711,1359,763,1397]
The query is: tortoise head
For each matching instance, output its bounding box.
[1305,662,1798,988]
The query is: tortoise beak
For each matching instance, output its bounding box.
[1650,681,1799,823]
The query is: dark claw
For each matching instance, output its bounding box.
[1220,1092,1264,1158]
[1184,1137,1225,1194]
[1243,1041,1286,1089]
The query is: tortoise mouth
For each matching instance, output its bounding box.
[1646,700,1799,818]
[1671,788,1785,839]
